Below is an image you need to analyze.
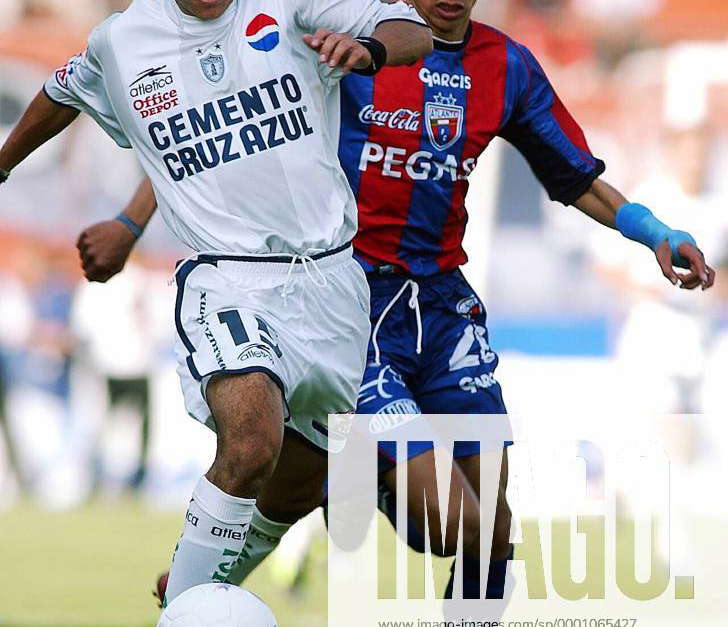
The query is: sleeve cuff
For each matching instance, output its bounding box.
[42,84,80,111]
[555,159,606,206]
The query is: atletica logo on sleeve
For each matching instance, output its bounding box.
[245,14,280,52]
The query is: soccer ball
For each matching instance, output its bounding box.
[157,584,278,627]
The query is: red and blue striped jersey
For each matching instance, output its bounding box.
[339,21,606,276]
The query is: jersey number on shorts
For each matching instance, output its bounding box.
[218,310,283,358]
[448,324,496,371]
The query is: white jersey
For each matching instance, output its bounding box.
[45,0,425,254]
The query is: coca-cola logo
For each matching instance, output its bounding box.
[358,104,421,132]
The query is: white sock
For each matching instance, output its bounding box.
[165,476,255,605]
[226,506,292,585]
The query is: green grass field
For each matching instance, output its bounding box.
[0,501,454,627]
[2,502,725,626]
[0,501,329,627]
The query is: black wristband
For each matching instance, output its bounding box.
[0,168,10,185]
[353,37,387,76]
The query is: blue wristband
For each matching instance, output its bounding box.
[615,203,696,268]
[115,213,143,239]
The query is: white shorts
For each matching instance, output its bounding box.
[173,244,370,453]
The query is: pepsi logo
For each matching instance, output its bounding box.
[246,14,280,52]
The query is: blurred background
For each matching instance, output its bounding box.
[0,1,726,625]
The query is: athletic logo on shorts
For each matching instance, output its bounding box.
[456,295,483,319]
[358,365,406,407]
[246,14,280,52]
[238,343,275,367]
[369,408,421,434]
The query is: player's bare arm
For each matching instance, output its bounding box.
[0,91,79,180]
[303,19,433,73]
[77,178,157,283]
[574,178,715,291]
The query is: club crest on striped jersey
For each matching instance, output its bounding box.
[246,14,280,52]
[425,92,463,151]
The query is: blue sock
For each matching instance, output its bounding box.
[486,546,514,599]
[445,554,481,599]
[444,546,514,599]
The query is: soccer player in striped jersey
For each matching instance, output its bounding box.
[77,0,714,606]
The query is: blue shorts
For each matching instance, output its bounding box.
[355,270,508,473]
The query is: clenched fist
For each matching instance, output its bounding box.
[76,219,137,283]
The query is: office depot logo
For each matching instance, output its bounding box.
[133,89,179,119]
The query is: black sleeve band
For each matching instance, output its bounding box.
[352,37,387,76]
[0,168,10,185]
[42,84,80,111]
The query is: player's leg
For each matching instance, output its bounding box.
[256,432,327,522]
[136,377,152,489]
[360,359,483,565]
[377,445,511,599]
[221,251,372,587]
[205,373,284,497]
[380,447,482,561]
[165,258,295,605]
[225,431,327,586]
[0,358,23,491]
[453,450,513,599]
[223,359,418,589]
[352,274,480,559]
[414,274,513,600]
[107,376,151,489]
[416,409,512,600]
[164,371,285,604]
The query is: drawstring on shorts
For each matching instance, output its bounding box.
[280,249,328,303]
[169,249,331,304]
[371,279,422,366]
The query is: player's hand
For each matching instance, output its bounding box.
[655,240,716,291]
[76,219,137,283]
[303,29,372,73]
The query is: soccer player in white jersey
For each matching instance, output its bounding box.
[0,0,432,605]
